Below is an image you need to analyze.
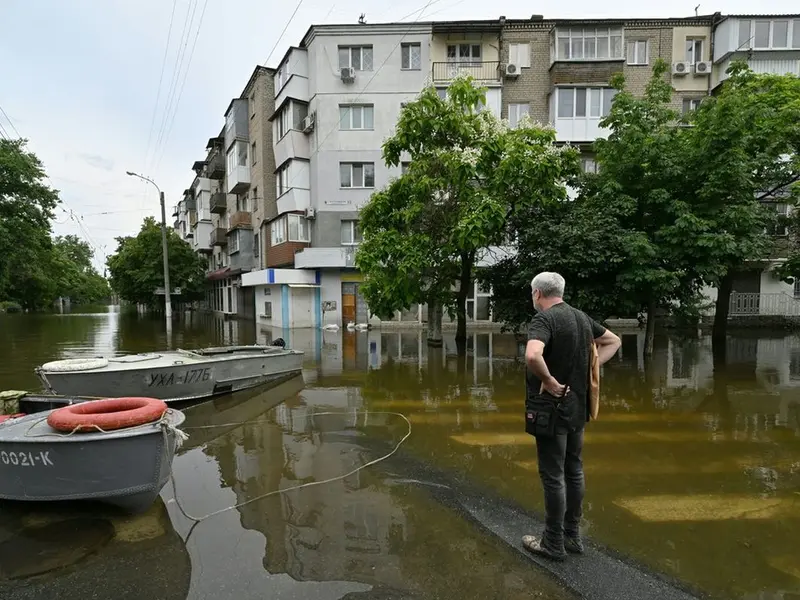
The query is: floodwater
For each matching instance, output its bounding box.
[1,306,799,600]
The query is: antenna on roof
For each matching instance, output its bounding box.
[694,4,700,16]
[358,13,366,24]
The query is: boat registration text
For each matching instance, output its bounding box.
[148,368,212,387]
[1,450,54,467]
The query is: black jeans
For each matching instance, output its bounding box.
[534,428,585,553]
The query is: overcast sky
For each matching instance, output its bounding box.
[1,0,796,271]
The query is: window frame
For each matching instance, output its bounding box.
[446,43,482,66]
[554,27,624,61]
[685,38,704,65]
[270,218,286,246]
[401,43,422,70]
[340,220,363,245]
[338,45,374,71]
[682,97,703,114]
[339,162,375,189]
[556,87,617,119]
[276,163,290,197]
[287,214,310,243]
[339,104,375,130]
[229,229,240,254]
[508,103,530,128]
[508,42,531,68]
[626,39,649,65]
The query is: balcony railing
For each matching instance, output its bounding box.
[189,212,198,228]
[728,292,800,317]
[207,152,225,180]
[185,196,196,211]
[432,61,500,83]
[210,228,227,247]
[228,210,252,230]
[210,192,227,214]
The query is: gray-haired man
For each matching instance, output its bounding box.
[522,272,620,561]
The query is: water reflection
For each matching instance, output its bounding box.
[2,307,800,599]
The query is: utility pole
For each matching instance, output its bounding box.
[125,171,172,339]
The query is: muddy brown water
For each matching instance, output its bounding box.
[0,306,798,600]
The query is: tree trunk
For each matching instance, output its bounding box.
[644,297,657,358]
[455,251,474,357]
[426,300,443,347]
[712,272,734,344]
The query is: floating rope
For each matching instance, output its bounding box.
[168,410,411,526]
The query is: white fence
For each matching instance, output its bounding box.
[728,292,800,317]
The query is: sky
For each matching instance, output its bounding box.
[1,0,797,272]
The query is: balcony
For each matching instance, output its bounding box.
[294,246,358,269]
[228,210,252,231]
[432,61,500,84]
[274,129,310,166]
[210,192,227,214]
[207,152,225,180]
[210,228,227,247]
[226,166,250,194]
[185,196,196,211]
[189,212,198,228]
[276,188,311,214]
[172,204,179,217]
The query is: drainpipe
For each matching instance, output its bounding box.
[708,12,722,96]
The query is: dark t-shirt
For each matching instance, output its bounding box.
[526,302,606,428]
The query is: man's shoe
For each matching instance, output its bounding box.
[522,535,567,562]
[564,535,585,554]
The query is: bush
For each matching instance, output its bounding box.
[0,301,23,313]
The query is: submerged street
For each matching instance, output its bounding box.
[1,306,799,600]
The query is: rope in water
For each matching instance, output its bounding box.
[168,410,412,525]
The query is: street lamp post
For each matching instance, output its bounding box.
[125,171,173,333]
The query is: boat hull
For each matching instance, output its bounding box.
[39,350,304,403]
[0,412,184,513]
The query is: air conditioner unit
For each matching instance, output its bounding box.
[304,207,316,219]
[504,63,520,78]
[340,67,355,83]
[302,112,316,133]
[672,61,690,76]
[694,61,712,75]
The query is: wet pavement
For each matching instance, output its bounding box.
[0,307,799,599]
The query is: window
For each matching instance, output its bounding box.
[738,20,751,48]
[580,157,598,173]
[339,46,373,70]
[263,301,272,318]
[236,194,249,213]
[794,278,800,298]
[226,141,248,173]
[250,91,255,118]
[251,141,257,165]
[276,163,290,196]
[508,43,530,68]
[252,186,258,205]
[557,87,617,119]
[341,220,362,245]
[340,162,375,188]
[626,40,648,65]
[254,232,260,257]
[276,62,290,90]
[277,105,291,138]
[682,98,702,114]
[271,219,286,245]
[768,203,789,236]
[555,27,624,61]
[508,103,530,128]
[401,162,411,174]
[794,20,800,48]
[447,44,481,65]
[229,229,240,253]
[685,38,704,64]
[287,214,310,242]
[339,105,374,130]
[754,21,770,48]
[401,43,421,70]
[772,20,789,47]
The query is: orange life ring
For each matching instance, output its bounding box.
[47,397,168,433]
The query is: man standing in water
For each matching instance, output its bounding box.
[522,272,620,561]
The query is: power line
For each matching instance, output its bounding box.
[152,0,210,172]
[263,0,304,66]
[143,0,179,170]
[149,0,199,172]
[287,0,437,190]
[0,103,21,138]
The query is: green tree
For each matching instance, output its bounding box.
[51,235,111,304]
[356,75,579,350]
[106,217,206,306]
[0,138,60,310]
[683,63,800,342]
